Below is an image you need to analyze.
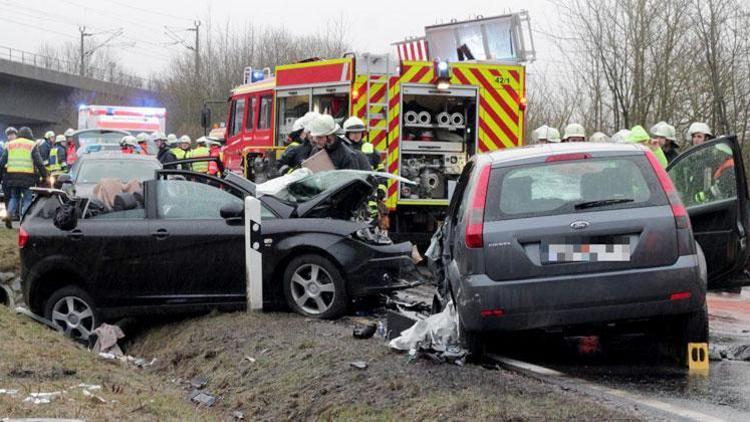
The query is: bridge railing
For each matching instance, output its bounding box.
[0,45,152,90]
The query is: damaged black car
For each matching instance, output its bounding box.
[19,166,422,340]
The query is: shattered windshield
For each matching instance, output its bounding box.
[285,171,369,202]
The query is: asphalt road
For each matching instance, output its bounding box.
[497,288,750,421]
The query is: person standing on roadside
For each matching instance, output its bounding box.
[153,132,176,167]
[0,127,48,228]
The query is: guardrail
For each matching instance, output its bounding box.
[0,45,152,90]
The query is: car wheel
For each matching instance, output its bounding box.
[44,286,98,343]
[673,303,709,364]
[283,254,348,319]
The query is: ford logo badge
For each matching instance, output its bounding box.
[570,221,590,230]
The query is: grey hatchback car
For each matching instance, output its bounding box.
[435,138,749,359]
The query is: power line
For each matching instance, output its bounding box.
[104,0,194,22]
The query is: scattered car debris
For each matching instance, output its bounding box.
[0,388,19,396]
[92,323,126,356]
[244,356,256,363]
[389,301,467,365]
[349,360,368,370]
[82,388,107,404]
[77,383,102,391]
[190,376,208,389]
[23,391,62,404]
[352,322,377,339]
[232,410,245,420]
[188,390,217,407]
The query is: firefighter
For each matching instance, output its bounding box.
[688,122,712,147]
[207,138,222,176]
[173,135,191,160]
[278,112,319,171]
[650,122,679,163]
[120,136,138,154]
[136,132,150,155]
[562,123,586,142]
[167,133,181,157]
[152,132,177,166]
[344,116,380,171]
[64,128,78,166]
[190,137,211,173]
[309,114,358,170]
[276,116,305,172]
[627,125,668,167]
[611,129,630,143]
[47,135,68,175]
[38,130,56,165]
[2,127,18,213]
[532,125,561,144]
[0,127,48,228]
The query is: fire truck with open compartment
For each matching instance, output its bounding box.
[220,12,535,243]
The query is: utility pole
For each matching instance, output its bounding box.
[165,20,201,81]
[188,20,201,82]
[79,26,91,77]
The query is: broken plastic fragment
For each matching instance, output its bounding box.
[189,390,217,407]
[23,391,62,404]
[349,360,368,370]
[352,323,377,339]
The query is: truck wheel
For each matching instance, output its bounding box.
[283,254,348,319]
[44,286,98,343]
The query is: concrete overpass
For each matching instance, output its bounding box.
[0,46,162,139]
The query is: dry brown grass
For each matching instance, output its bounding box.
[0,228,19,274]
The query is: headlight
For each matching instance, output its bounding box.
[354,227,392,245]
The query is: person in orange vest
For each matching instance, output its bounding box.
[63,128,78,166]
[0,127,48,228]
[206,138,223,176]
[136,132,150,155]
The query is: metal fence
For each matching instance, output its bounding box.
[0,45,151,90]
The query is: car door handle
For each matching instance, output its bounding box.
[66,229,83,240]
[151,228,169,239]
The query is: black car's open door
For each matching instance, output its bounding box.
[667,135,750,289]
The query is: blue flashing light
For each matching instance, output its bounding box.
[78,104,87,109]
[251,70,265,82]
[437,61,449,71]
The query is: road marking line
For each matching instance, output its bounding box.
[487,354,727,422]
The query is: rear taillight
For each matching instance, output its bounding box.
[480,308,505,318]
[670,291,692,301]
[644,151,690,230]
[18,227,29,249]
[465,164,491,248]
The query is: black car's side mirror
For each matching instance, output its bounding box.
[54,173,72,189]
[220,202,244,222]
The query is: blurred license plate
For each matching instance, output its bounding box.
[542,243,631,263]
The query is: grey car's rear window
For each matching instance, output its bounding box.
[485,155,667,221]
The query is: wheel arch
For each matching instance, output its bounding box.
[27,257,89,315]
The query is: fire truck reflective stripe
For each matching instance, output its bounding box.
[503,84,521,105]
[386,76,401,210]
[371,131,386,149]
[509,70,521,84]
[479,118,503,150]
[352,76,368,119]
[468,68,519,122]
[369,84,387,105]
[452,68,472,85]
[480,96,517,148]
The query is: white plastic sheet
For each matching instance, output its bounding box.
[389,301,465,363]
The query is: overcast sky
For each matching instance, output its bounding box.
[1,0,562,79]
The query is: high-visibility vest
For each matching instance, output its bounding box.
[47,147,62,172]
[172,148,188,160]
[6,138,36,174]
[190,146,210,173]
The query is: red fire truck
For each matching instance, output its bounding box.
[220,13,534,242]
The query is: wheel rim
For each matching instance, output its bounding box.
[290,263,336,315]
[51,296,95,341]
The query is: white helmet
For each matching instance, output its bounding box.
[196,136,207,145]
[64,128,75,137]
[562,123,586,141]
[151,131,167,141]
[4,126,17,136]
[179,135,191,144]
[54,134,66,144]
[121,135,138,147]
[205,138,221,147]
[44,130,55,140]
[688,122,712,137]
[532,125,560,143]
[650,121,670,139]
[301,111,320,131]
[309,114,340,137]
[136,132,150,143]
[167,133,178,144]
[611,129,631,143]
[342,116,366,133]
[589,132,610,143]
[292,117,306,132]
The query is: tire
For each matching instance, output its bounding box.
[673,303,709,364]
[43,286,98,343]
[282,254,348,319]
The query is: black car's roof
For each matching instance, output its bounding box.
[485,142,647,166]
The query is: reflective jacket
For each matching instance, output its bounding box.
[6,138,36,174]
[190,146,210,173]
[0,137,48,188]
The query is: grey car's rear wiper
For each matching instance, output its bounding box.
[574,198,634,210]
